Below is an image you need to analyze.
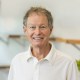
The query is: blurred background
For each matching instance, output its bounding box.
[0,0,80,80]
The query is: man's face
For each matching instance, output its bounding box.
[23,13,52,47]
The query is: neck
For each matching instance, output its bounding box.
[31,43,51,61]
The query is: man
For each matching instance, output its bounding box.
[8,7,78,80]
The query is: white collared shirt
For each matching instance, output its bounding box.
[8,43,78,80]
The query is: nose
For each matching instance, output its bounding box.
[34,27,41,35]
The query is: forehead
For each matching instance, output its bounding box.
[27,12,48,24]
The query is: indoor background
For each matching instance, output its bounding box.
[0,0,80,80]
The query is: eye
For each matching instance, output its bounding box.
[40,25,47,29]
[29,26,36,30]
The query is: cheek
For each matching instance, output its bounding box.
[25,31,33,39]
[45,30,51,36]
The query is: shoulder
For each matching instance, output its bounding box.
[11,51,29,64]
[55,49,76,63]
[50,42,76,63]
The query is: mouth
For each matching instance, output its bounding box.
[33,37,43,41]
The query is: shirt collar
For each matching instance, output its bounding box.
[26,45,34,61]
[26,42,57,65]
[44,42,56,65]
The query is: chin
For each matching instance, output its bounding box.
[32,43,43,47]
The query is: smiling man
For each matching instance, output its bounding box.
[8,7,78,80]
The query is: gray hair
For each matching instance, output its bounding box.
[23,7,53,29]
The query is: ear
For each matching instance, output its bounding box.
[50,26,53,33]
[23,26,27,33]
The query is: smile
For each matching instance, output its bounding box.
[33,37,43,40]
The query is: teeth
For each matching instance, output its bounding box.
[33,37,42,40]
